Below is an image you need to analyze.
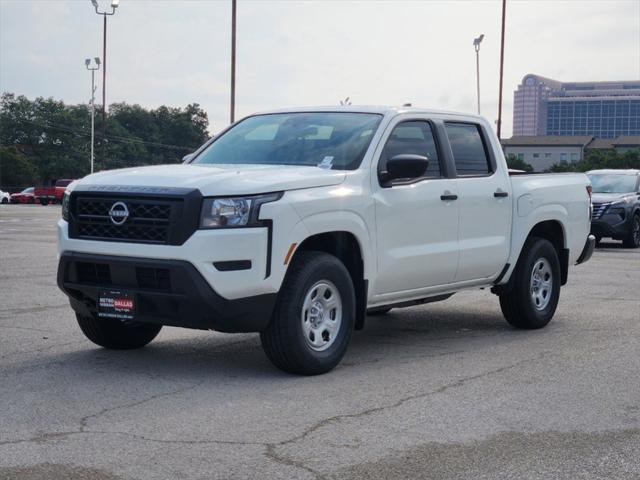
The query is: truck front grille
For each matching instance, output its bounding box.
[70,197,179,245]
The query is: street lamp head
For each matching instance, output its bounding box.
[111,0,119,7]
[94,57,101,65]
[90,0,98,7]
[473,34,485,46]
[85,58,91,66]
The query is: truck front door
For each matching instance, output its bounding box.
[372,118,460,295]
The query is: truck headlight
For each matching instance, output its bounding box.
[61,191,70,221]
[200,193,282,228]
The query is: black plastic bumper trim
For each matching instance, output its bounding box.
[213,260,252,271]
[576,235,596,265]
[57,252,276,333]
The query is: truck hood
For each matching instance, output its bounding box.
[72,164,346,196]
[592,192,635,204]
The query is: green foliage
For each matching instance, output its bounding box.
[0,92,209,190]
[547,149,640,173]
[0,146,39,188]
[505,154,534,173]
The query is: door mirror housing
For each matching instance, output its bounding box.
[381,154,429,185]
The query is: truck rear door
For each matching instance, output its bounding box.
[443,122,512,282]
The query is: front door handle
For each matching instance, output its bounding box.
[494,190,509,198]
[440,193,458,201]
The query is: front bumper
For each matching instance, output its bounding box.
[57,252,277,332]
[576,235,596,265]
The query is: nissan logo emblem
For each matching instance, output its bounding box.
[108,202,129,225]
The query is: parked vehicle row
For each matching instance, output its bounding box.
[587,169,640,249]
[2,179,76,205]
[56,106,595,375]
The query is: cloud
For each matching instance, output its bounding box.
[1,0,638,136]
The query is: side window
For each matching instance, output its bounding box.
[379,121,441,180]
[445,123,492,176]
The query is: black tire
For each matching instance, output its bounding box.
[499,237,561,330]
[40,199,48,206]
[367,307,392,316]
[76,314,162,349]
[28,198,34,204]
[622,213,640,249]
[260,251,355,375]
[1,198,7,204]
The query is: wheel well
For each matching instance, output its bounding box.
[528,220,568,285]
[295,232,367,330]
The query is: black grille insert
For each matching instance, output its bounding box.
[76,261,112,285]
[136,267,171,291]
[71,196,181,245]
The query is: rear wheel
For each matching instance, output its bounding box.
[76,314,162,349]
[40,199,48,206]
[28,198,34,204]
[260,251,355,375]
[622,213,640,249]
[1,197,7,204]
[499,237,561,329]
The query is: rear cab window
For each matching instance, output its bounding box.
[444,122,493,176]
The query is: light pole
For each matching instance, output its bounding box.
[473,34,484,115]
[230,0,237,124]
[90,0,119,158]
[497,0,507,140]
[85,58,100,174]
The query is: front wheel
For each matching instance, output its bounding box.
[76,314,162,349]
[260,251,355,375]
[40,199,48,206]
[499,237,561,329]
[622,213,640,249]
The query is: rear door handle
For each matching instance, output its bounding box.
[494,190,509,198]
[440,194,458,201]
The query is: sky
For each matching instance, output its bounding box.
[1,0,639,138]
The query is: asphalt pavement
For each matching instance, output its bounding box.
[1,204,639,480]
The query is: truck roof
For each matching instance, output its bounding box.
[252,105,484,120]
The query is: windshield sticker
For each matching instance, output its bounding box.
[318,156,334,169]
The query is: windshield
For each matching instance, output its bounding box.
[192,112,382,170]
[22,187,34,194]
[587,174,638,194]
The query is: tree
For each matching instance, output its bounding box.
[0,146,39,190]
[547,149,640,172]
[0,93,210,190]
[505,154,534,173]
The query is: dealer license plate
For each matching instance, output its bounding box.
[98,290,136,321]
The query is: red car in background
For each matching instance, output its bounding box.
[34,179,74,205]
[10,187,38,204]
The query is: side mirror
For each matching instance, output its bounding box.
[382,154,429,185]
[182,153,194,163]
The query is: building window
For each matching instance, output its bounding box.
[517,153,524,161]
[545,153,552,158]
[570,153,578,161]
[560,153,568,162]
[533,153,540,158]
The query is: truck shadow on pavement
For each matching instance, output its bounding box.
[18,305,540,383]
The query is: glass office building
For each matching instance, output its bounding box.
[513,75,640,138]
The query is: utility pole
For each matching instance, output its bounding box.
[230,0,237,124]
[85,58,101,174]
[473,34,484,115]
[90,0,119,159]
[497,0,506,139]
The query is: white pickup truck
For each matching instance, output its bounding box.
[57,106,595,375]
